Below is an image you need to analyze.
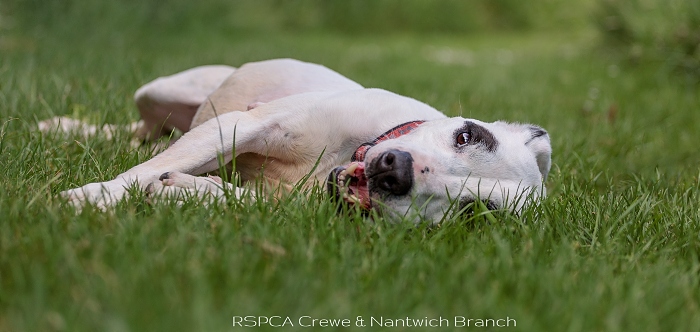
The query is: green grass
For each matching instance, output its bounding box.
[2,1,700,331]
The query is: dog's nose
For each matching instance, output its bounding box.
[369,149,413,196]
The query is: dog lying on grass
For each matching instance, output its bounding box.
[40,58,551,224]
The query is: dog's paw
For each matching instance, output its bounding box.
[144,172,226,205]
[61,180,129,211]
[145,171,257,206]
[159,172,222,188]
[38,117,97,136]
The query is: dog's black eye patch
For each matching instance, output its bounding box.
[454,121,498,152]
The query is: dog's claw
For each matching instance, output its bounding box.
[159,172,170,181]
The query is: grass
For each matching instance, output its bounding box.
[2,1,700,331]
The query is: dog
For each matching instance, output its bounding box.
[40,58,552,224]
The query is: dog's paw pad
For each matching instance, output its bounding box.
[160,172,177,186]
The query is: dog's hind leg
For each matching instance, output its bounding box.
[38,116,142,140]
[133,65,236,141]
[37,65,236,143]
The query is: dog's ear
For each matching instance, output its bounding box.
[524,125,551,181]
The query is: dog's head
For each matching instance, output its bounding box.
[327,118,551,224]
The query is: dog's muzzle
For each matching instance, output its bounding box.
[367,149,413,196]
[326,149,415,211]
[328,121,424,211]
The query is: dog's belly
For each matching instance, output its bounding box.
[234,152,323,192]
[236,153,279,183]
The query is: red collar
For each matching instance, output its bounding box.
[352,120,425,162]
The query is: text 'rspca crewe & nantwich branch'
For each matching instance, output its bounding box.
[232,316,516,328]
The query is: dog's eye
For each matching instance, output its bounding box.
[454,121,499,152]
[456,132,469,147]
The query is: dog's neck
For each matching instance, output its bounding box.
[352,120,425,162]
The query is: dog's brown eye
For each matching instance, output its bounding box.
[456,132,469,146]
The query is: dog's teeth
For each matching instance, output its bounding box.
[342,193,361,204]
[345,163,358,174]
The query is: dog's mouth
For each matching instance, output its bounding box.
[326,161,371,210]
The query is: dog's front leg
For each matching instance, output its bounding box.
[62,111,262,210]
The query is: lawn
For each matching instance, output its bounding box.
[1,1,699,331]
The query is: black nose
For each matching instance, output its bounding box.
[368,149,413,196]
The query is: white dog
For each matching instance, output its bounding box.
[41,59,551,224]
